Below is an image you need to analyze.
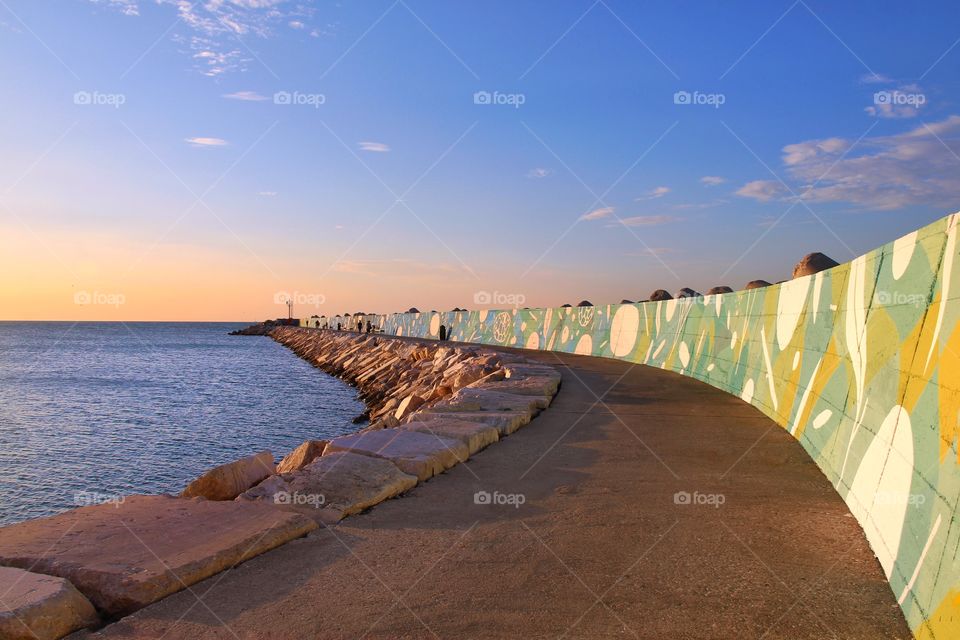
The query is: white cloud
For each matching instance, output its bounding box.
[865,85,927,119]
[736,180,787,202]
[636,186,670,200]
[91,0,139,16]
[289,20,305,29]
[738,115,960,210]
[700,176,725,187]
[580,207,614,221]
[358,141,390,153]
[527,168,552,179]
[186,137,228,147]
[606,215,678,227]
[223,90,269,101]
[860,72,894,84]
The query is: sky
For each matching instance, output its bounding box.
[0,0,958,321]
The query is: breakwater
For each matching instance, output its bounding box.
[311,211,960,639]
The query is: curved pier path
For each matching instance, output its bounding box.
[84,346,910,639]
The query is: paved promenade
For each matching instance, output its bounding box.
[81,348,910,639]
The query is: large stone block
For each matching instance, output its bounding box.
[415,409,531,436]
[0,567,97,640]
[432,387,550,413]
[399,418,500,455]
[276,440,327,474]
[181,450,276,500]
[240,452,417,523]
[324,429,470,482]
[0,495,316,617]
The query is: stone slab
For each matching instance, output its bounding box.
[324,429,470,482]
[432,387,550,413]
[468,375,559,398]
[414,410,531,436]
[399,418,500,456]
[276,440,327,474]
[239,452,418,523]
[181,450,275,500]
[0,495,317,617]
[0,566,98,640]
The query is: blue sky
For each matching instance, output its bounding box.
[1,0,958,320]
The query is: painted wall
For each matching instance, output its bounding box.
[304,212,960,638]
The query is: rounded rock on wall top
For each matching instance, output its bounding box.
[792,253,838,278]
[649,289,672,301]
[675,288,702,299]
[620,299,634,304]
[407,308,420,313]
[577,300,593,307]
[706,286,733,295]
[745,280,772,289]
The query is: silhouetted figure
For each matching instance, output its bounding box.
[366,321,372,333]
[337,322,341,330]
[439,324,447,341]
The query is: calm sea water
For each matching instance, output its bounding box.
[0,322,364,526]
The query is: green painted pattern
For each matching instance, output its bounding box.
[305,212,960,637]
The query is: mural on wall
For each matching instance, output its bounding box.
[305,212,960,638]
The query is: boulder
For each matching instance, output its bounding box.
[240,452,417,523]
[324,429,469,482]
[745,279,772,289]
[277,440,328,474]
[469,376,559,398]
[620,299,634,304]
[416,410,531,436]
[394,394,426,421]
[399,419,500,456]
[181,451,275,500]
[0,567,98,640]
[675,288,702,299]
[433,387,550,413]
[792,252,838,278]
[577,300,592,307]
[649,289,672,301]
[0,495,316,617]
[706,286,733,295]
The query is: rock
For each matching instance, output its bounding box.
[399,419,500,456]
[0,567,98,640]
[620,299,634,304]
[416,410,531,436]
[394,394,426,421]
[0,495,316,617]
[407,307,420,313]
[469,376,559,398]
[675,288,702,298]
[793,252,838,278]
[649,289,672,301]
[745,279,772,289]
[181,451,275,500]
[577,300,592,307]
[324,429,469,482]
[276,440,327,474]
[434,387,550,413]
[706,286,733,295]
[240,452,417,523]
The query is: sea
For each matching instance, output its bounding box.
[0,322,364,526]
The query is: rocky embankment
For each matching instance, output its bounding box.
[0,329,560,639]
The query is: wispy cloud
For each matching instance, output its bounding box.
[358,141,390,153]
[580,206,614,221]
[527,168,552,179]
[737,115,960,210]
[223,90,269,102]
[90,0,139,16]
[185,137,228,147]
[636,186,670,200]
[860,72,894,84]
[736,180,786,202]
[606,215,679,227]
[700,176,725,186]
[257,191,277,197]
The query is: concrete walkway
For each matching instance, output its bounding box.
[80,349,910,639]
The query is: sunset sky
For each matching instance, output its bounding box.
[1,0,958,320]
